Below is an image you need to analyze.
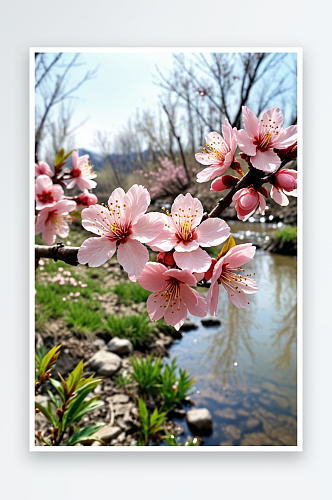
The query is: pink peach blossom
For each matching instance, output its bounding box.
[270,169,297,206]
[77,185,164,277]
[149,193,230,273]
[236,106,297,173]
[35,175,64,210]
[207,243,258,312]
[35,200,76,245]
[66,151,97,191]
[35,161,52,177]
[138,263,207,330]
[76,190,98,207]
[233,187,266,221]
[195,119,237,183]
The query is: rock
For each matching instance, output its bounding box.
[186,408,212,435]
[240,432,280,446]
[237,409,250,417]
[249,387,261,394]
[92,425,122,443]
[116,432,126,444]
[270,394,290,408]
[93,338,106,350]
[258,397,271,406]
[107,337,133,355]
[246,418,260,429]
[219,441,234,446]
[201,318,221,327]
[87,350,121,376]
[214,408,236,420]
[168,408,187,419]
[110,394,130,404]
[180,319,198,332]
[224,425,242,440]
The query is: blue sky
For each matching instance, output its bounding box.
[36,51,297,154]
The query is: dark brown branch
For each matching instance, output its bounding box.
[35,242,79,266]
[208,158,291,219]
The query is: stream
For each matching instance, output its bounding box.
[167,220,297,446]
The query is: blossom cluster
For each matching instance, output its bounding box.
[137,157,189,200]
[195,106,297,221]
[36,105,297,330]
[35,151,98,245]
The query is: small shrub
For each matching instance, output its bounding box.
[275,226,297,242]
[106,313,156,346]
[64,299,104,336]
[130,355,162,397]
[137,399,167,446]
[160,358,194,411]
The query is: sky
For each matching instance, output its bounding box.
[36,50,297,155]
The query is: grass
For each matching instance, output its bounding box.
[105,313,157,346]
[64,299,104,336]
[113,281,151,306]
[275,226,297,242]
[115,374,132,388]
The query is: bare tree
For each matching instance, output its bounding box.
[35,53,98,158]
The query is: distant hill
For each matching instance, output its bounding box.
[78,148,156,173]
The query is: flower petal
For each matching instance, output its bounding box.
[236,129,257,156]
[196,165,227,182]
[163,296,187,330]
[224,284,250,308]
[125,184,150,223]
[81,204,112,237]
[117,238,149,277]
[78,237,116,267]
[138,262,168,292]
[207,281,220,316]
[131,212,164,243]
[147,292,168,321]
[196,218,230,247]
[273,125,297,149]
[270,186,289,206]
[174,247,211,273]
[242,106,259,138]
[258,192,266,215]
[171,193,203,227]
[250,149,280,173]
[163,268,197,286]
[181,285,207,318]
[224,243,256,269]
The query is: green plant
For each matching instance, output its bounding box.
[35,346,104,446]
[115,373,132,388]
[130,355,162,397]
[137,399,167,446]
[112,281,151,305]
[64,299,104,336]
[275,226,297,242]
[160,358,195,411]
[106,313,156,346]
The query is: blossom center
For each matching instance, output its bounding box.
[37,191,54,203]
[154,279,181,313]
[217,265,253,296]
[173,207,199,245]
[74,161,94,178]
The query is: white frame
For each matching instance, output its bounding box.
[30,47,303,452]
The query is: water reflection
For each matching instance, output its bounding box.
[169,239,298,446]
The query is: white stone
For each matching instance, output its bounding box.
[87,350,121,376]
[186,408,212,435]
[107,337,133,355]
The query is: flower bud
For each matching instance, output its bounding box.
[172,385,178,391]
[157,252,175,267]
[211,175,239,192]
[259,186,268,198]
[77,191,98,207]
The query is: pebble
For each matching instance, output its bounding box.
[186,408,212,435]
[107,337,133,355]
[87,350,121,376]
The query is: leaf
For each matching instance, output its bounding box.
[63,149,75,161]
[66,360,84,395]
[38,345,61,379]
[35,402,54,426]
[49,378,65,403]
[218,235,236,260]
[47,390,60,409]
[54,148,65,167]
[62,380,101,428]
[65,423,105,446]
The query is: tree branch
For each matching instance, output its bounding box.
[35,242,79,266]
